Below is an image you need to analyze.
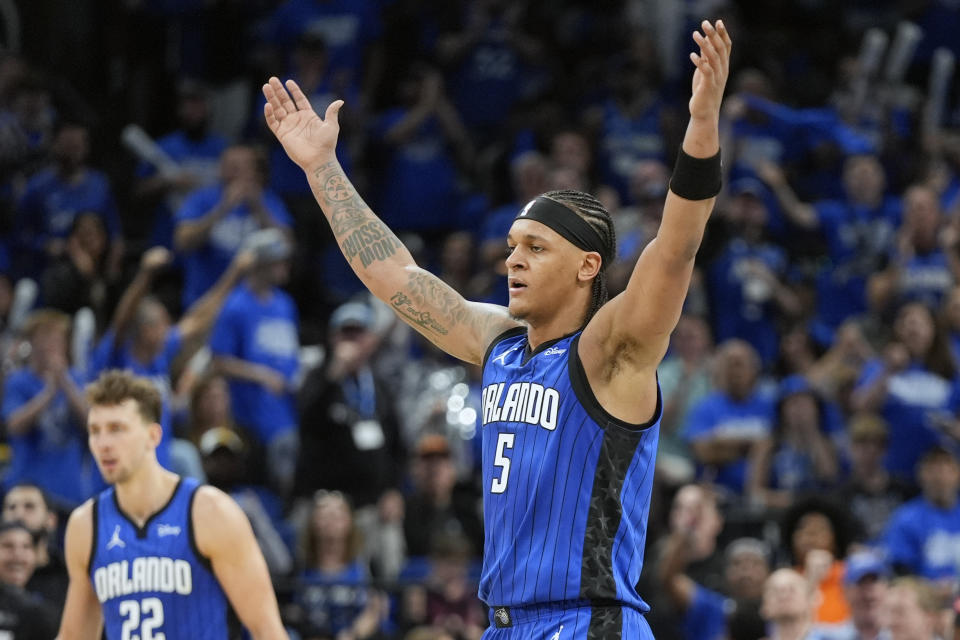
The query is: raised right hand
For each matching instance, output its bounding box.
[262,76,343,171]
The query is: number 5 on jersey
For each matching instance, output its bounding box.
[491,432,515,494]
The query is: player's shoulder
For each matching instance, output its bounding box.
[191,486,245,534]
[63,498,97,570]
[191,484,234,516]
[66,497,96,529]
[191,486,251,558]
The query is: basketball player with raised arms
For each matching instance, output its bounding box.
[264,18,731,639]
[56,370,287,639]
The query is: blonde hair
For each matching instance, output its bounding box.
[86,370,162,424]
[890,576,943,614]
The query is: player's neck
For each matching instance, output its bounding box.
[526,314,585,352]
[114,465,180,526]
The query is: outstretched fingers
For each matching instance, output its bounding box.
[263,102,279,131]
[717,20,732,55]
[694,26,720,73]
[691,37,714,81]
[704,20,730,78]
[285,79,314,113]
[262,78,289,120]
[268,76,297,118]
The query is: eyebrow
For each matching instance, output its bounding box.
[87,420,126,430]
[506,232,551,244]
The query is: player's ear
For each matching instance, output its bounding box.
[578,252,602,282]
[148,422,163,448]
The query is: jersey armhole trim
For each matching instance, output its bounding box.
[568,334,662,432]
[188,486,214,572]
[482,326,527,368]
[88,496,99,575]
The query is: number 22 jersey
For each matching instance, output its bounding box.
[479,328,661,611]
[89,477,232,639]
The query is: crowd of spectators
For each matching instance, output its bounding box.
[1,0,960,638]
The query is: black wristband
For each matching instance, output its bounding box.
[669,148,722,200]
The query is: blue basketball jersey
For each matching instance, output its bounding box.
[89,477,232,640]
[479,328,661,614]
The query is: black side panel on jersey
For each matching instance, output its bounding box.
[578,427,641,600]
[88,496,99,574]
[187,485,213,572]
[587,604,623,639]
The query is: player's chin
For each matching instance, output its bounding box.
[98,464,122,483]
[507,299,530,320]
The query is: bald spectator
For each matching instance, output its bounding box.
[760,568,820,640]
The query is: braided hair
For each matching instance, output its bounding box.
[541,189,617,323]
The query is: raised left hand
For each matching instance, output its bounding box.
[689,20,732,122]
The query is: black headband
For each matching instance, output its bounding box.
[514,196,607,257]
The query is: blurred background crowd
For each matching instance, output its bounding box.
[1,0,960,638]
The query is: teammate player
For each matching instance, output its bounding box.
[56,370,287,639]
[263,18,731,639]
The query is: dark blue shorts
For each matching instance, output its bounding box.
[482,601,653,639]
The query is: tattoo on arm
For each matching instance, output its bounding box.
[389,291,449,335]
[340,220,403,267]
[405,272,469,325]
[311,163,515,351]
[389,271,481,338]
[313,163,404,264]
[329,202,370,235]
